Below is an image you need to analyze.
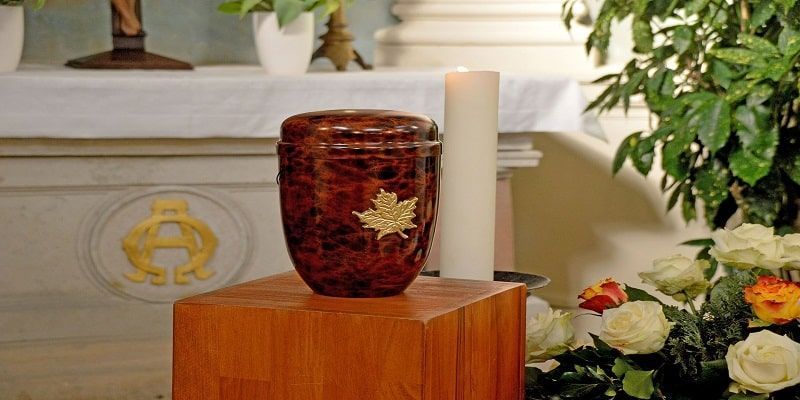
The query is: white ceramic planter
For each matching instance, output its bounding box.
[0,5,24,73]
[252,12,314,75]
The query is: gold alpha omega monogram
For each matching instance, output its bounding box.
[123,199,217,285]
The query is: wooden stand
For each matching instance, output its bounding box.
[173,271,526,400]
[66,1,192,70]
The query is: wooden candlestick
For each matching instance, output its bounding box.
[311,4,372,71]
[66,1,192,70]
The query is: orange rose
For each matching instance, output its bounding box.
[578,278,628,314]
[744,276,800,325]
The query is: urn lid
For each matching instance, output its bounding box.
[279,109,439,147]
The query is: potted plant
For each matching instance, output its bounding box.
[218,0,340,75]
[0,0,44,73]
[563,0,800,233]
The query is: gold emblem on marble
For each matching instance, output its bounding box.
[123,199,217,285]
[353,189,418,240]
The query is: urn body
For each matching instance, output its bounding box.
[278,110,441,297]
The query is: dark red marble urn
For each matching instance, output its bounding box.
[277,110,441,297]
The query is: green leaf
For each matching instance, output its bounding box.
[696,246,719,280]
[321,0,340,15]
[589,333,617,354]
[666,181,683,211]
[560,383,603,397]
[728,106,778,185]
[742,175,784,226]
[779,27,800,55]
[612,358,632,378]
[622,370,654,399]
[776,0,798,15]
[633,20,654,53]
[710,61,734,89]
[751,1,777,26]
[217,1,243,13]
[687,96,730,153]
[710,48,765,66]
[586,83,618,112]
[738,33,780,56]
[632,132,659,175]
[672,25,693,55]
[273,0,305,27]
[730,158,772,192]
[746,84,774,106]
[695,159,731,226]
[681,238,714,247]
[746,60,793,81]
[682,182,697,222]
[613,132,641,174]
[734,105,770,148]
[239,0,263,16]
[725,79,757,103]
[730,146,774,185]
[624,285,662,303]
[662,135,693,180]
[687,0,710,13]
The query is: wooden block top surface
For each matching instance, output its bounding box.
[176,271,525,321]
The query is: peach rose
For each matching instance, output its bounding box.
[744,276,800,325]
[578,278,628,314]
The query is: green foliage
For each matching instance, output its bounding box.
[700,271,757,360]
[217,0,341,27]
[565,0,800,230]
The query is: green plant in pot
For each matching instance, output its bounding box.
[218,0,340,28]
[0,0,45,73]
[218,0,343,75]
[564,0,800,232]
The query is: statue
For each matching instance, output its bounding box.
[66,0,192,70]
[111,0,141,36]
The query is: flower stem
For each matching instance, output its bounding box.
[684,292,699,315]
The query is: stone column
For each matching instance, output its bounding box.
[374,0,594,74]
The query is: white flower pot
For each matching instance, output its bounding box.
[0,5,24,73]
[252,11,314,75]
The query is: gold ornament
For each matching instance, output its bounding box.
[123,199,217,285]
[353,189,418,240]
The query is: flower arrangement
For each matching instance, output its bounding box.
[526,223,800,399]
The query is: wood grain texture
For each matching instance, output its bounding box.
[173,271,525,400]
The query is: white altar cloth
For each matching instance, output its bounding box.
[0,65,602,139]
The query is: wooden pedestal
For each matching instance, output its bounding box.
[173,271,526,400]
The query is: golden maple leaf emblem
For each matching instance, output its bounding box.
[352,189,418,240]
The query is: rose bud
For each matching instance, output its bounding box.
[578,278,628,314]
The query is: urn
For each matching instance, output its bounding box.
[278,110,441,297]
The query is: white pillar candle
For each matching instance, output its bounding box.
[438,69,500,281]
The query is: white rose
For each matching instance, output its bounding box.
[638,254,710,301]
[709,224,783,269]
[726,330,800,394]
[599,301,671,355]
[781,234,800,270]
[526,308,574,362]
